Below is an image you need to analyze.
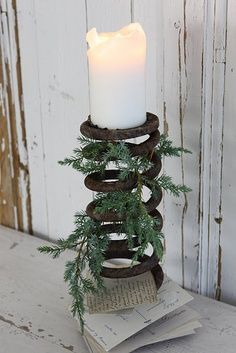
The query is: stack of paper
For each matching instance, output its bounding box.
[78,275,201,353]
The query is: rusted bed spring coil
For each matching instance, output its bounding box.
[80,112,164,290]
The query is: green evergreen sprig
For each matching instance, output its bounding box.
[59,137,154,177]
[156,134,191,158]
[39,133,191,330]
[143,174,191,198]
[39,213,109,331]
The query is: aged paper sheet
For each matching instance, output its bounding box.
[84,306,201,353]
[86,271,157,314]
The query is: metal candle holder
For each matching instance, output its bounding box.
[80,112,164,290]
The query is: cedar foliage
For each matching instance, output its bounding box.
[38,134,191,330]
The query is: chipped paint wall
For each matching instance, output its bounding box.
[0,0,32,232]
[1,0,235,304]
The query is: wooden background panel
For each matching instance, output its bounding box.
[0,37,15,228]
[161,0,203,291]
[0,0,32,232]
[16,0,49,237]
[33,0,90,240]
[221,0,236,305]
[160,0,185,287]
[198,0,227,300]
[176,0,204,292]
[17,0,91,239]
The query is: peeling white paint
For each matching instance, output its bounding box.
[0,0,31,231]
[1,138,5,152]
[5,0,28,165]
[0,84,5,116]
[199,0,227,300]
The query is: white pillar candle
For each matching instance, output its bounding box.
[86,23,146,130]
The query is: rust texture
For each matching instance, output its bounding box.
[81,112,159,140]
[81,113,164,289]
[0,1,32,232]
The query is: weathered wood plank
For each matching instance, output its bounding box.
[153,0,203,292]
[0,34,15,228]
[220,0,236,305]
[16,0,49,237]
[0,0,32,232]
[17,0,91,239]
[179,0,204,293]
[161,0,183,287]
[199,0,227,299]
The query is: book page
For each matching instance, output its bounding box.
[84,319,202,353]
[158,320,202,342]
[86,272,157,314]
[111,307,199,353]
[82,276,193,351]
[109,306,201,353]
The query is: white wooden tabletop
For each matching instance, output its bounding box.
[0,226,235,353]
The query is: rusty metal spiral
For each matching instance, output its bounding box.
[80,112,164,290]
